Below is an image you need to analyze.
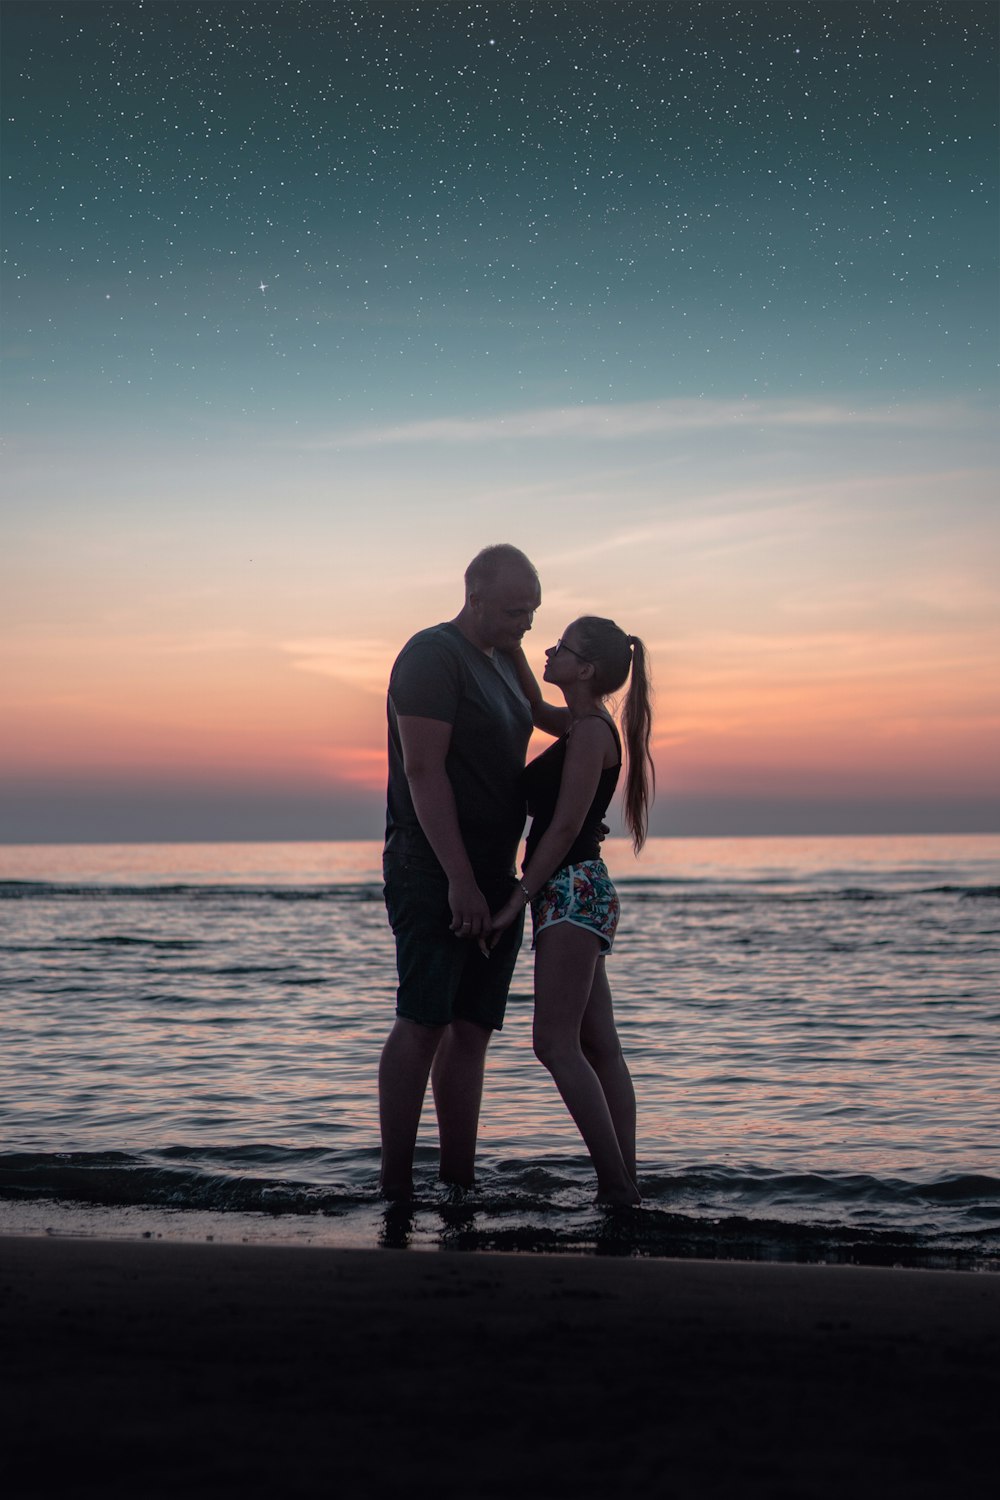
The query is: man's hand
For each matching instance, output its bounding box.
[447,875,491,940]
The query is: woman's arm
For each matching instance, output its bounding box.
[489,718,610,942]
[506,645,571,737]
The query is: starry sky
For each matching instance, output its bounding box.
[2,0,998,842]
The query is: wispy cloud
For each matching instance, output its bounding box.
[536,466,996,566]
[282,638,395,694]
[323,396,981,449]
[317,746,388,789]
[4,628,257,658]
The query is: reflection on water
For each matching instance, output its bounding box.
[4,832,998,888]
[1,835,998,1266]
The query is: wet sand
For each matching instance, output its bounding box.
[2,1235,997,1498]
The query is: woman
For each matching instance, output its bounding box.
[491,617,654,1207]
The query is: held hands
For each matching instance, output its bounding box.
[447,875,491,943]
[449,877,527,955]
[486,894,524,951]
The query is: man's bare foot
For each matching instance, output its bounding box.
[379,1178,414,1202]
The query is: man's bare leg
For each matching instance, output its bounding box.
[378,1017,444,1199]
[431,1018,492,1188]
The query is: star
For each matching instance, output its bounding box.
[258,282,268,294]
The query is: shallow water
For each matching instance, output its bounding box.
[1,835,998,1267]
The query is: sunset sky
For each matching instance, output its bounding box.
[3,0,998,842]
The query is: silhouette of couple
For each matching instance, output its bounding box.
[379,545,653,1207]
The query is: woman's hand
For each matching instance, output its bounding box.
[488,895,524,950]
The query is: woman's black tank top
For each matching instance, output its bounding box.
[523,715,622,872]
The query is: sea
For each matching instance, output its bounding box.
[1,835,998,1270]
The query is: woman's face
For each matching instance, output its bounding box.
[542,624,591,683]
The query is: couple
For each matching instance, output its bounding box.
[379,544,653,1207]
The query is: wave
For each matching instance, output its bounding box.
[2,1150,997,1270]
[3,878,998,904]
[662,1164,1000,1199]
[0,880,384,903]
[0,1150,353,1215]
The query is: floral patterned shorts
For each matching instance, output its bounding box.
[530,859,621,954]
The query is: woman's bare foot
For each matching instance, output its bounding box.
[596,1181,642,1208]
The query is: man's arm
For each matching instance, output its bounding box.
[396,714,491,938]
[506,646,571,737]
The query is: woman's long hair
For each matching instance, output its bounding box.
[573,617,655,853]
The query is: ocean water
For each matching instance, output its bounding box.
[1,835,998,1269]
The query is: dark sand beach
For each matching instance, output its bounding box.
[2,1236,997,1498]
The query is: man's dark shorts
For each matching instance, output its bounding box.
[383,850,524,1031]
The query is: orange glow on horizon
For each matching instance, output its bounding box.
[4,556,997,812]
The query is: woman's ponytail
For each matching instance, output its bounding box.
[621,635,654,853]
[574,617,655,854]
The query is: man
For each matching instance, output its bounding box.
[378,544,541,1199]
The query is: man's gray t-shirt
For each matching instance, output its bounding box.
[385,622,533,879]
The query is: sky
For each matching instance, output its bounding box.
[2,0,998,843]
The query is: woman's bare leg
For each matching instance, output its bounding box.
[580,958,638,1184]
[533,925,640,1206]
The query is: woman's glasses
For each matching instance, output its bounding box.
[554,638,591,665]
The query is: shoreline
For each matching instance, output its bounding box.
[3,1235,997,1498]
[3,1194,996,1272]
